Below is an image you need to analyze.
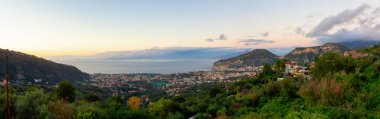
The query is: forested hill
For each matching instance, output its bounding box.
[213,49,278,71]
[0,48,89,84]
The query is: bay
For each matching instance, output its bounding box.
[51,59,217,74]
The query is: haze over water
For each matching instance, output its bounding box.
[52,59,217,74]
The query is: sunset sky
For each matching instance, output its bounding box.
[0,0,379,56]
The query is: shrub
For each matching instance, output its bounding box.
[83,93,100,102]
[298,78,345,106]
[15,88,49,119]
[56,80,75,102]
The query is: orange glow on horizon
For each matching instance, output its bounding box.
[23,50,98,57]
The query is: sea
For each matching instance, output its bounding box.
[51,59,218,74]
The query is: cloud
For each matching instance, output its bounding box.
[317,28,380,43]
[373,7,380,14]
[205,38,214,42]
[306,4,380,44]
[306,12,323,20]
[295,27,306,35]
[219,34,227,40]
[239,39,275,46]
[307,4,370,37]
[261,32,269,37]
[150,46,160,50]
[205,34,227,42]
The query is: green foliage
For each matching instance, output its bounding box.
[274,59,288,77]
[116,110,153,119]
[111,95,123,104]
[312,52,347,78]
[147,99,176,118]
[167,112,184,119]
[259,96,291,117]
[194,113,209,119]
[262,63,274,76]
[284,110,328,119]
[56,80,76,102]
[361,44,380,56]
[75,102,107,119]
[48,99,75,119]
[259,63,277,81]
[208,86,222,97]
[83,93,100,102]
[15,88,49,119]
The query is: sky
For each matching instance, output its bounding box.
[0,0,379,56]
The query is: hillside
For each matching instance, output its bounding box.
[0,49,89,84]
[361,43,380,56]
[338,40,379,49]
[284,43,350,64]
[9,43,379,119]
[213,49,278,71]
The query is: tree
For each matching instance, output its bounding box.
[147,99,175,118]
[15,88,49,119]
[167,112,184,119]
[274,59,288,77]
[208,87,222,97]
[311,52,346,78]
[83,93,100,102]
[261,63,275,80]
[128,96,141,110]
[263,64,273,75]
[56,80,76,102]
[112,95,123,103]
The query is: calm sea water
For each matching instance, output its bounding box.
[52,59,217,74]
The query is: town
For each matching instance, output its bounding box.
[86,61,311,99]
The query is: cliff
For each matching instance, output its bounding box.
[284,43,350,64]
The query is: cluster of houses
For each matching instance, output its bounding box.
[283,61,311,79]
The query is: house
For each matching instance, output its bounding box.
[34,79,43,83]
[285,61,298,74]
[277,78,284,81]
[284,61,311,78]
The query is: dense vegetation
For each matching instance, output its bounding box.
[0,48,89,84]
[1,45,380,118]
[213,49,278,69]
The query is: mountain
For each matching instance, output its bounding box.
[214,49,252,59]
[337,40,379,49]
[213,49,278,71]
[284,43,350,64]
[0,49,89,84]
[360,43,380,56]
[267,48,295,56]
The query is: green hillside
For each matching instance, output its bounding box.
[0,49,89,84]
[213,49,278,71]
